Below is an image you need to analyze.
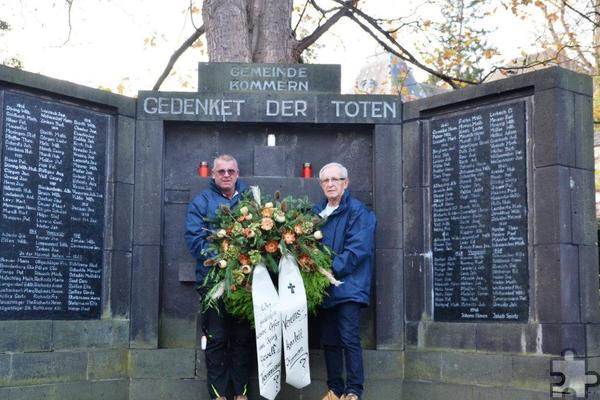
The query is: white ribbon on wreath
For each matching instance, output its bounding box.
[252,263,282,400]
[279,254,311,389]
[252,255,311,400]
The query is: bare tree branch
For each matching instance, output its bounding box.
[480,42,582,81]
[558,1,594,71]
[562,0,598,26]
[535,0,595,73]
[348,12,468,88]
[293,0,354,59]
[329,0,480,88]
[309,0,340,15]
[293,0,310,35]
[480,58,553,81]
[62,0,74,45]
[152,24,205,90]
[190,0,201,30]
[542,2,564,48]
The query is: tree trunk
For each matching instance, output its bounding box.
[250,0,296,62]
[594,1,600,125]
[595,0,600,74]
[203,0,296,63]
[202,0,252,62]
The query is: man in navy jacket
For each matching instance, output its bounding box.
[185,154,250,400]
[313,162,376,400]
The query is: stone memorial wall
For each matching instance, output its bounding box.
[0,64,596,400]
[403,68,599,400]
[0,66,135,400]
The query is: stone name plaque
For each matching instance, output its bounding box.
[431,100,528,322]
[198,62,341,94]
[0,91,107,319]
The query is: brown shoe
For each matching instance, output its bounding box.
[344,394,360,400]
[322,390,342,400]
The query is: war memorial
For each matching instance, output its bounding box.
[0,62,597,399]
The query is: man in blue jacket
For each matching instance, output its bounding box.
[313,162,376,400]
[185,154,250,400]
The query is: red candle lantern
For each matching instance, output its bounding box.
[198,161,210,177]
[302,162,312,178]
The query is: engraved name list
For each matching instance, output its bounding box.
[0,92,107,319]
[431,101,529,322]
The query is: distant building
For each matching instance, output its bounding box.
[353,53,446,100]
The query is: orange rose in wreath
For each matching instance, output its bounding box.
[282,230,296,245]
[297,253,314,271]
[264,240,279,253]
[238,254,251,266]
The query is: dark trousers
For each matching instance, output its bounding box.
[203,302,252,399]
[319,302,364,397]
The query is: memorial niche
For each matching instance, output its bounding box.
[431,100,528,322]
[0,91,107,319]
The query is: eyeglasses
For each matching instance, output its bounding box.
[320,177,346,185]
[215,169,238,177]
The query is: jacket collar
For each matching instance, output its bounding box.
[314,191,350,215]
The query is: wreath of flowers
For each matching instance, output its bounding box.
[201,187,335,324]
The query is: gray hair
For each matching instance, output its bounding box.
[319,162,348,179]
[212,154,238,171]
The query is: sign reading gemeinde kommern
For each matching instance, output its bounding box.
[198,63,341,94]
